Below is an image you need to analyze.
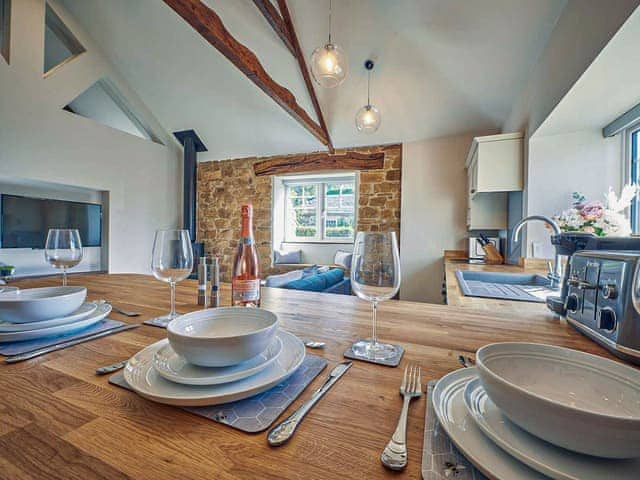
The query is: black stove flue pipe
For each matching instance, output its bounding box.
[173,130,207,275]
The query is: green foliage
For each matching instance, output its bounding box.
[325,227,353,238]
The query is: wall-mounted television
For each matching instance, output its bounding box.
[0,194,102,248]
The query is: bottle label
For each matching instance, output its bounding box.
[232,279,260,302]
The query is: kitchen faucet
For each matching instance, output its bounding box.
[512,215,562,290]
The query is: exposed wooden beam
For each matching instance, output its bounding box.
[163,0,329,147]
[252,0,296,56]
[254,151,384,176]
[277,0,334,153]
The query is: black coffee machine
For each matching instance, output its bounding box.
[546,233,640,315]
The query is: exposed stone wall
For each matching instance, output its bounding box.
[197,144,402,282]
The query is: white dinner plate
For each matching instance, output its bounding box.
[124,330,305,406]
[153,334,284,385]
[0,302,98,332]
[432,367,547,480]
[0,302,111,343]
[464,378,640,480]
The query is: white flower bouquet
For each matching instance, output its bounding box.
[552,185,638,237]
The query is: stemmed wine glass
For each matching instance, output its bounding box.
[45,229,83,286]
[151,229,194,325]
[350,231,402,360]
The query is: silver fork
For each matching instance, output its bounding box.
[381,364,423,471]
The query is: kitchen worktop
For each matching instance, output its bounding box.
[443,250,556,317]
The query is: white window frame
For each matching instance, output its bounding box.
[282,174,357,244]
[625,121,640,233]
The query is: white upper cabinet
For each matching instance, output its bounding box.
[465,132,524,196]
[465,132,523,230]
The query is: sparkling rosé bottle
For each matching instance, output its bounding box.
[232,204,261,307]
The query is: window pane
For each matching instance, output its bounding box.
[326,195,340,208]
[303,185,316,196]
[289,197,303,208]
[341,194,354,208]
[290,185,303,196]
[325,212,355,238]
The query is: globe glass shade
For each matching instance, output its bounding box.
[310,43,348,88]
[355,105,381,133]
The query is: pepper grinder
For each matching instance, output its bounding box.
[197,256,209,307]
[208,257,220,307]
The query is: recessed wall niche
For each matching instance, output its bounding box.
[44,2,85,75]
[64,78,163,144]
[0,0,10,64]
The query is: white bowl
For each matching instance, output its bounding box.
[476,342,640,458]
[0,286,87,323]
[167,307,279,367]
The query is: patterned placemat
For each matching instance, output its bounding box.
[109,354,327,433]
[343,340,404,367]
[0,319,127,356]
[422,380,487,480]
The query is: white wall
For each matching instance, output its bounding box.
[0,0,181,274]
[503,0,639,135]
[502,0,638,258]
[524,130,623,258]
[400,132,493,304]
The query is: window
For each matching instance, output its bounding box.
[44,3,85,75]
[629,124,640,232]
[0,0,10,64]
[283,175,357,242]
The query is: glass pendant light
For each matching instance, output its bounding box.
[310,0,348,88]
[355,60,381,133]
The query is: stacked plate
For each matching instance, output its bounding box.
[124,307,306,406]
[0,286,112,342]
[432,343,640,480]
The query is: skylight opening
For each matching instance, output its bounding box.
[64,78,164,145]
[44,3,85,75]
[0,0,10,64]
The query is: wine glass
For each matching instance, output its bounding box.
[44,229,83,286]
[350,231,401,360]
[151,229,194,324]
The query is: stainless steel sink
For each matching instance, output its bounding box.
[455,270,555,303]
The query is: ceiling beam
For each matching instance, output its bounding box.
[252,0,296,56]
[163,0,330,148]
[254,151,384,176]
[277,0,334,153]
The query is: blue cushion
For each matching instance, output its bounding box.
[316,268,345,287]
[284,274,327,292]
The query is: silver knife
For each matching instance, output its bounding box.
[267,361,352,446]
[96,359,129,375]
[4,324,139,364]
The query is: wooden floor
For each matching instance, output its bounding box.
[0,273,620,479]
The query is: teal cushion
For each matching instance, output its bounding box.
[317,268,345,287]
[285,274,326,292]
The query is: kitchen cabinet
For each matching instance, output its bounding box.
[466,132,523,229]
[466,132,524,195]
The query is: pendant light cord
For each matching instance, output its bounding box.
[328,0,332,44]
[367,69,371,106]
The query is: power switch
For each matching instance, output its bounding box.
[602,284,617,299]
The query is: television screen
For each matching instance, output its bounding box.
[0,194,102,248]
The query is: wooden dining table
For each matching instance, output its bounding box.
[0,273,620,479]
